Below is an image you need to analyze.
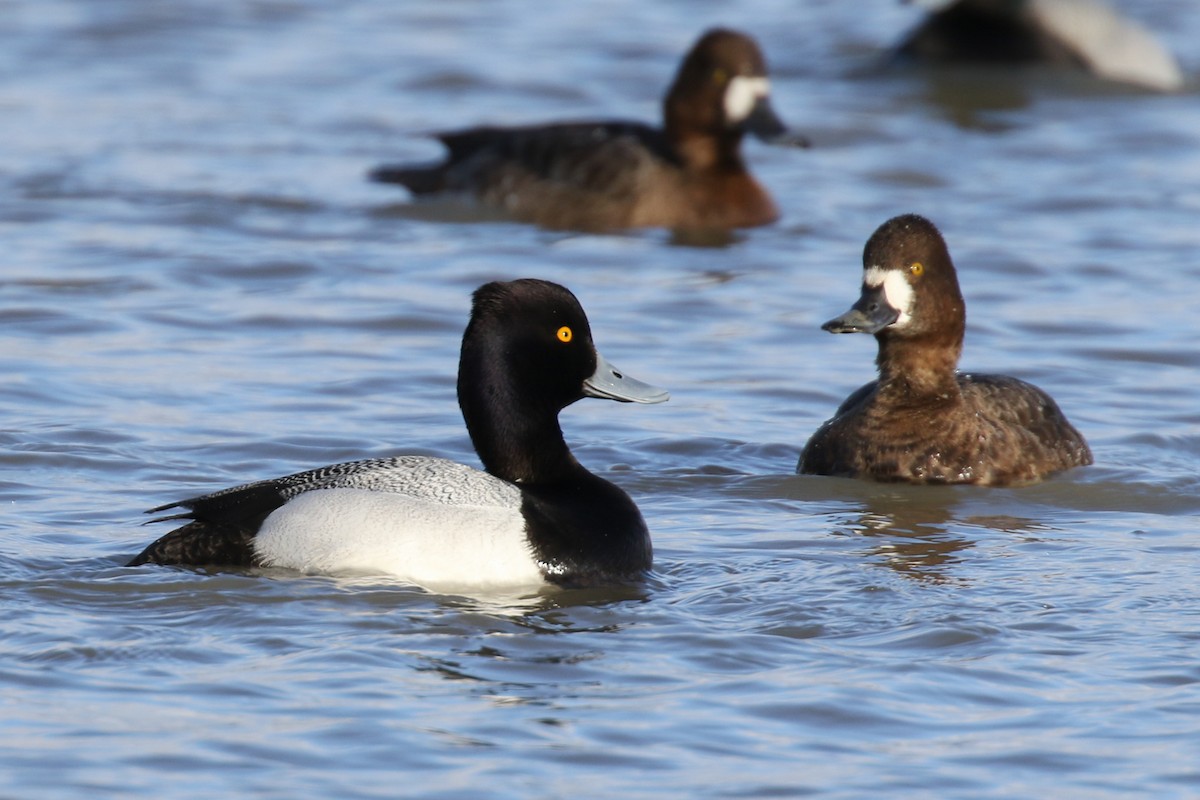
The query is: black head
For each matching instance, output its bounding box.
[457,279,667,481]
[664,28,803,148]
[461,279,597,417]
[822,214,965,346]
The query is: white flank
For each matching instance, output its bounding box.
[1030,0,1183,92]
[254,488,545,592]
[863,266,914,328]
[724,76,770,123]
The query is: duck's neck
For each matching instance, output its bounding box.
[458,376,580,485]
[667,128,746,172]
[875,333,964,403]
[663,90,746,172]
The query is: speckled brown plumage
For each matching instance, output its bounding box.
[798,214,1092,486]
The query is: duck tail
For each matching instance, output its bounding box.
[368,163,447,194]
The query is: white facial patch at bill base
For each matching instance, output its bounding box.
[724,76,770,124]
[863,266,914,328]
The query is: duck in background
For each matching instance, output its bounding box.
[129,279,668,593]
[798,214,1092,486]
[370,28,807,233]
[894,0,1183,92]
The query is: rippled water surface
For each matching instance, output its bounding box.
[3,1,1200,797]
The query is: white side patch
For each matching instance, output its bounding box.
[724,76,770,123]
[255,488,545,593]
[862,266,888,288]
[863,266,914,328]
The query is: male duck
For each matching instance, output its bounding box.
[895,0,1183,92]
[130,279,668,591]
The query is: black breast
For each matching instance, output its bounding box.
[519,472,652,587]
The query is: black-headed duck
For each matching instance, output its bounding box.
[129,279,668,592]
[895,0,1183,92]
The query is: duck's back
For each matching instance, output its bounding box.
[373,122,676,230]
[373,120,779,231]
[958,373,1092,482]
[799,373,1092,485]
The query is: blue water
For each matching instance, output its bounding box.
[3,1,1200,797]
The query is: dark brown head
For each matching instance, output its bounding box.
[663,29,802,164]
[822,213,966,352]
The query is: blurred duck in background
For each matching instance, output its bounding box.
[894,0,1184,92]
[370,28,807,233]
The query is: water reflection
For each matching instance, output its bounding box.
[839,514,969,583]
[824,485,1043,584]
[367,198,515,226]
[436,583,651,623]
[666,227,744,249]
[367,198,747,248]
[406,588,646,702]
[914,69,1033,130]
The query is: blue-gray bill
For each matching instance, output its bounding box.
[821,285,900,334]
[745,98,810,148]
[583,353,670,404]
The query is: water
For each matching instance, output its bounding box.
[3,1,1200,797]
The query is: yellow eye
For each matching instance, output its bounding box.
[909,262,924,277]
[713,67,727,83]
[556,326,573,343]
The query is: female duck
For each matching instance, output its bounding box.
[369,28,806,232]
[129,279,668,591]
[798,214,1091,486]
